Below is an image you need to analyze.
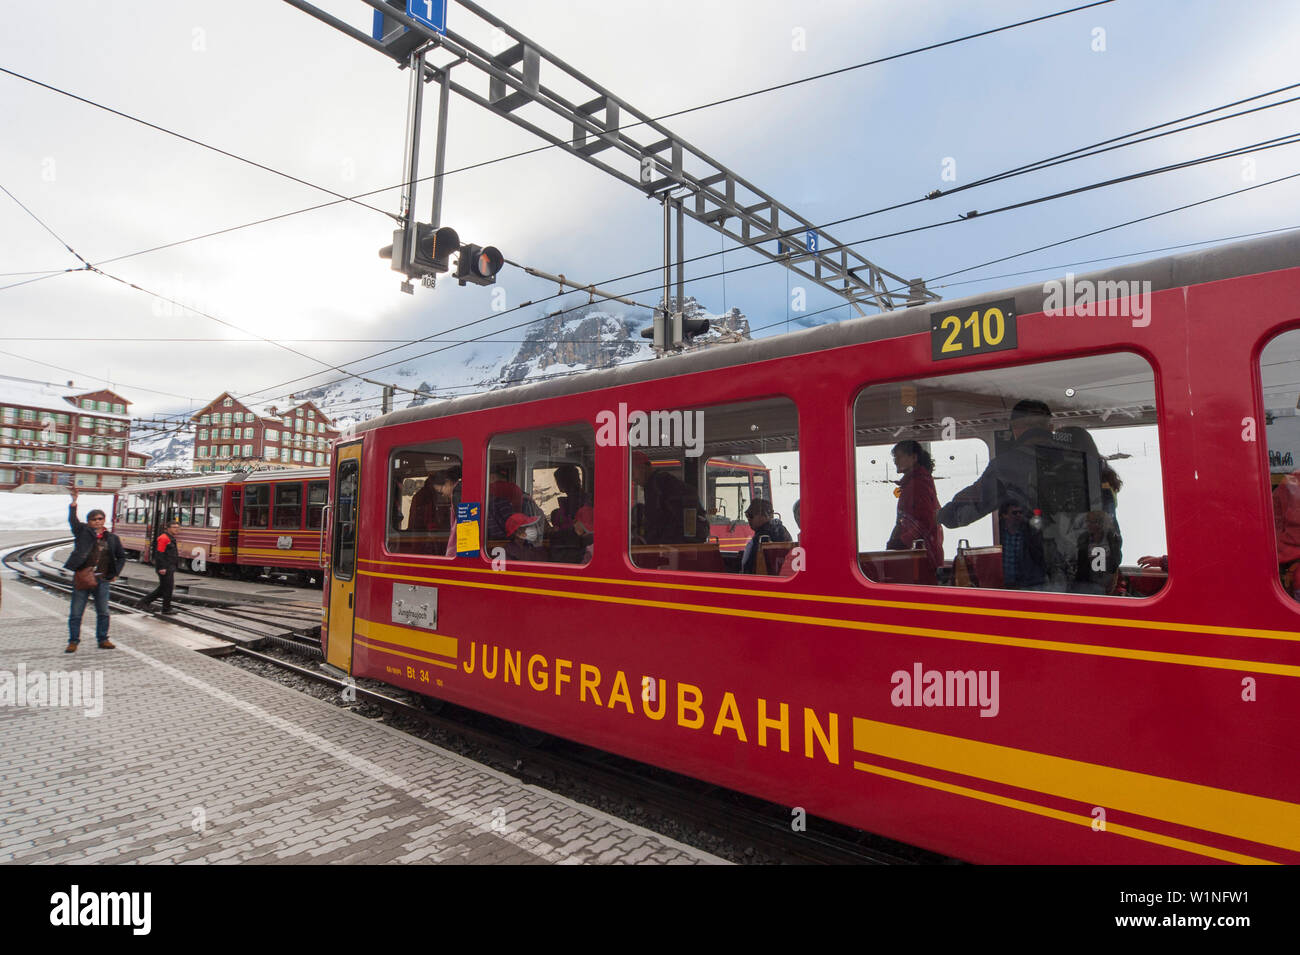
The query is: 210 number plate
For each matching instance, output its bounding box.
[930,298,1018,361]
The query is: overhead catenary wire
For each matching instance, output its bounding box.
[256,144,1300,402]
[0,1,1173,293]
[4,15,1297,419]
[218,97,1300,406]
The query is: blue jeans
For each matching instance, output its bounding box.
[68,579,112,645]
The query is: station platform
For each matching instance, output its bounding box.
[0,557,723,865]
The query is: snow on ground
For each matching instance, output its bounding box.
[0,492,117,531]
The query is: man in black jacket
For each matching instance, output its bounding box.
[64,487,126,652]
[137,519,181,615]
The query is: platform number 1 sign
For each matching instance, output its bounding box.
[406,0,447,33]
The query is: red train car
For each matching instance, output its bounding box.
[319,233,1300,864]
[114,473,241,571]
[113,468,328,580]
[234,468,329,579]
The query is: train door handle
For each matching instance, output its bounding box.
[348,593,353,609]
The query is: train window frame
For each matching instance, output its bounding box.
[385,439,464,559]
[484,420,597,568]
[243,484,270,529]
[306,480,329,530]
[1256,325,1300,609]
[206,487,223,528]
[626,394,801,580]
[849,350,1167,600]
[273,482,304,529]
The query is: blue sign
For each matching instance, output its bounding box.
[805,230,819,254]
[407,0,447,34]
[455,502,480,557]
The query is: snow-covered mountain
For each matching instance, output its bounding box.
[306,297,749,433]
[132,298,749,465]
[131,426,193,473]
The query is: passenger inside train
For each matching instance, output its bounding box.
[854,352,1166,597]
[739,499,791,574]
[502,512,546,562]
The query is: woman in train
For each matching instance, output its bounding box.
[548,463,594,562]
[886,439,943,581]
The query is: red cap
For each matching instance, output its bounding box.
[505,513,540,537]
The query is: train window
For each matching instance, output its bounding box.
[178,489,193,526]
[191,488,206,528]
[1259,328,1300,603]
[243,485,270,528]
[206,488,222,528]
[274,483,303,528]
[852,352,1166,597]
[387,441,463,556]
[629,397,799,576]
[306,480,328,529]
[486,422,595,566]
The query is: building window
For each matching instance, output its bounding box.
[198,446,208,458]
[76,453,90,465]
[109,456,121,467]
[243,444,252,457]
[852,352,1163,597]
[20,409,36,422]
[222,413,232,426]
[199,429,208,441]
[81,399,92,409]
[220,445,230,457]
[292,449,301,463]
[266,429,278,442]
[113,403,124,414]
[266,447,278,461]
[200,414,209,425]
[223,397,232,407]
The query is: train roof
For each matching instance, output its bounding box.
[241,467,330,483]
[124,467,330,492]
[357,228,1300,436]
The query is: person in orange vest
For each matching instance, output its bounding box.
[136,519,180,615]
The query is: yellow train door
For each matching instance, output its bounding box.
[325,441,362,673]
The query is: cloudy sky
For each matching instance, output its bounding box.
[2,0,1298,427]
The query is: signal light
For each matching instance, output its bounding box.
[682,316,711,341]
[414,225,460,275]
[456,244,504,286]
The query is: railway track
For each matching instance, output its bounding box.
[2,538,322,651]
[4,536,944,864]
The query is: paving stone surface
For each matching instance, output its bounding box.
[0,573,724,865]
